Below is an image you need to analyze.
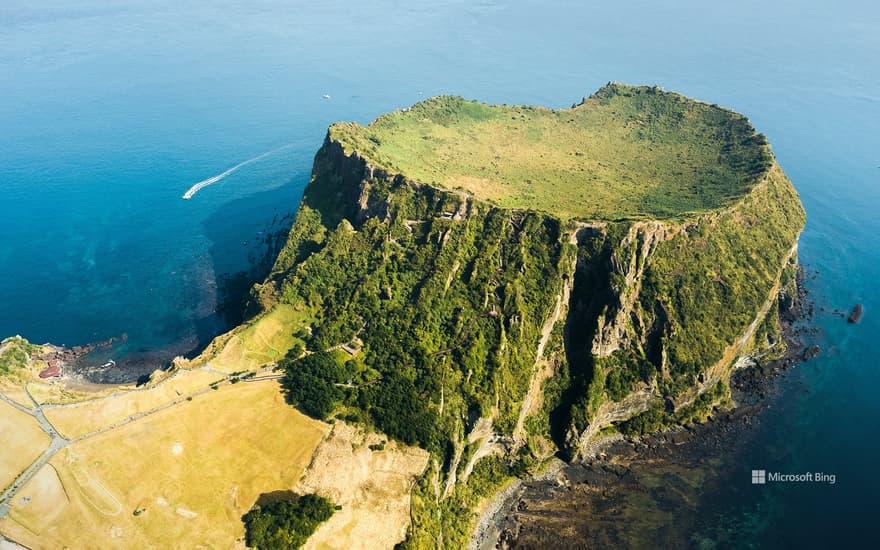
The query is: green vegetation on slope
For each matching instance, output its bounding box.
[242,493,335,550]
[0,336,42,376]
[269,151,571,543]
[560,166,804,439]
[618,380,731,436]
[642,166,805,394]
[405,457,512,549]
[263,83,805,547]
[274,175,570,454]
[330,83,771,220]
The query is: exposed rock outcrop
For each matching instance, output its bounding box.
[848,303,864,324]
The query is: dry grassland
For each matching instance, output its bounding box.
[43,369,224,440]
[0,380,327,549]
[0,400,50,492]
[187,304,307,373]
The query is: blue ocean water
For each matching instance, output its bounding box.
[1,0,877,545]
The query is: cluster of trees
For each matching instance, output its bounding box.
[281,350,439,450]
[618,405,671,437]
[241,493,335,550]
[358,371,438,450]
[601,350,657,402]
[281,352,343,419]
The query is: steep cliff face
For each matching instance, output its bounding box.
[560,163,804,459]
[266,134,574,438]
[262,84,805,546]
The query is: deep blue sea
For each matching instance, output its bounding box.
[1,0,877,546]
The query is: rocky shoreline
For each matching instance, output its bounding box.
[36,333,125,366]
[74,334,200,385]
[473,270,818,549]
[33,332,194,386]
[32,213,295,387]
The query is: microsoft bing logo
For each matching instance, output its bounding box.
[750,468,836,485]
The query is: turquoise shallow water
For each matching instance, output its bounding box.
[1,0,878,545]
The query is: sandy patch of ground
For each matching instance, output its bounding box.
[0,380,328,549]
[174,507,197,519]
[63,454,122,516]
[295,422,429,550]
[0,400,50,492]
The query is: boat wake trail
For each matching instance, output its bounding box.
[182,145,293,200]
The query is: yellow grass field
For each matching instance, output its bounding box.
[22,377,119,407]
[0,385,36,410]
[0,380,328,549]
[43,369,224,440]
[189,304,309,373]
[0,400,50,492]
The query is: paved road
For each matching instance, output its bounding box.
[0,394,33,416]
[0,389,70,518]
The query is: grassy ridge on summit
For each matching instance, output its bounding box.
[329,83,771,220]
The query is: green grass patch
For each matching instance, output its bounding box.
[330,83,771,220]
[0,336,42,376]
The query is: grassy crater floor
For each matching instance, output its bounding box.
[331,83,771,220]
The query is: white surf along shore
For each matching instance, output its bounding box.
[182,145,292,200]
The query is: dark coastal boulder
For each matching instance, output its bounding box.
[847,304,863,324]
[802,345,821,361]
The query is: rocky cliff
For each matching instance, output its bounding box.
[259,84,805,546]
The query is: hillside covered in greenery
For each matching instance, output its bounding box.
[0,336,43,379]
[255,83,805,547]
